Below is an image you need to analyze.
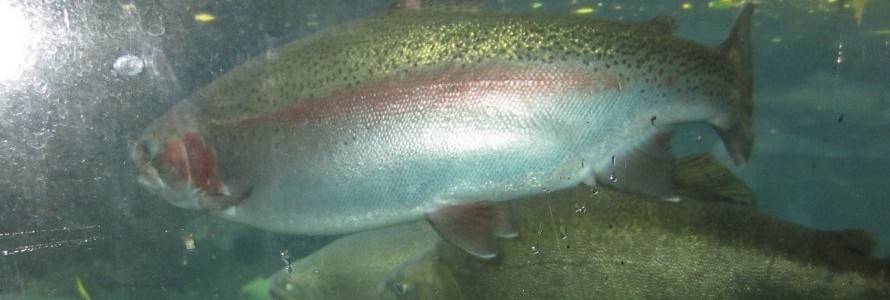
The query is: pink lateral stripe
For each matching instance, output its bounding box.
[228,65,622,127]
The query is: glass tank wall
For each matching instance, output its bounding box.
[0,0,888,299]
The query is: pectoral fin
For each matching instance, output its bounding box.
[674,153,755,206]
[426,202,515,259]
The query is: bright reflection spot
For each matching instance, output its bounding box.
[113,54,145,76]
[0,3,32,81]
[0,225,102,256]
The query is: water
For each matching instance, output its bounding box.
[0,0,888,299]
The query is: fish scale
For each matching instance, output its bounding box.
[133,1,754,258]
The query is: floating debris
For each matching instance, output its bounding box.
[194,12,217,23]
[708,0,745,9]
[183,233,196,252]
[573,7,595,15]
[76,276,92,300]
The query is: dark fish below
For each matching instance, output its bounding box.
[131,0,754,258]
[417,190,890,299]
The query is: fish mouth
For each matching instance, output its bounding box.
[132,140,203,210]
[136,166,162,190]
[131,138,163,189]
[136,165,204,210]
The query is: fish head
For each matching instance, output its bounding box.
[378,250,459,300]
[131,106,229,210]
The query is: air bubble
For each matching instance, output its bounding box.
[26,131,49,149]
[530,242,541,255]
[113,54,144,76]
[147,23,166,36]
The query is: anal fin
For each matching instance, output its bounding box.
[426,202,514,259]
[594,131,678,200]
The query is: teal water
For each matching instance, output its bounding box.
[0,0,888,299]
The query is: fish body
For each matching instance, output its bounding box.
[132,1,753,257]
[267,222,441,300]
[267,159,890,299]
[422,188,890,299]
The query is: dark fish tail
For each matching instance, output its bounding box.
[717,0,754,164]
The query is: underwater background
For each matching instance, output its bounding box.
[0,0,888,299]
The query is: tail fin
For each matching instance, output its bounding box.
[717,0,754,164]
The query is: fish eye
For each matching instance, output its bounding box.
[138,140,158,159]
[389,280,409,295]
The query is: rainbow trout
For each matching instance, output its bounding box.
[131,0,754,258]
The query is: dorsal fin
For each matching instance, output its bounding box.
[389,0,483,12]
